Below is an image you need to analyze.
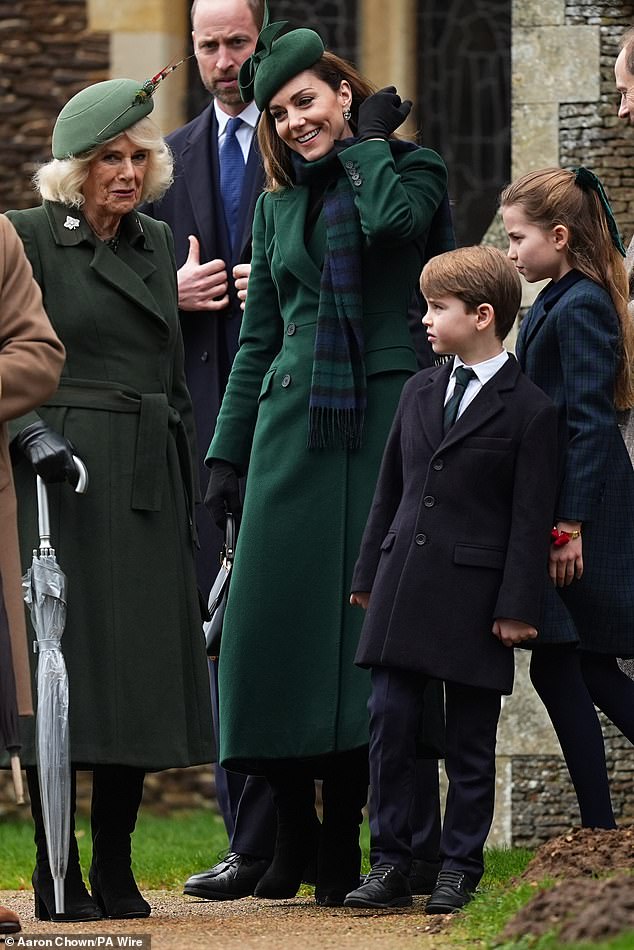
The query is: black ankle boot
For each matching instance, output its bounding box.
[314,750,368,907]
[89,766,150,919]
[27,768,103,923]
[254,769,321,899]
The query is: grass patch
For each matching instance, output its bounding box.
[0,808,229,890]
[450,850,633,949]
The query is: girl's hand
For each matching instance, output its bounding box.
[549,522,583,587]
[350,592,370,609]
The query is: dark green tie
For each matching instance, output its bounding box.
[443,366,477,433]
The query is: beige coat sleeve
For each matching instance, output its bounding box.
[0,213,65,715]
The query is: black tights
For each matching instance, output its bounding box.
[530,647,634,828]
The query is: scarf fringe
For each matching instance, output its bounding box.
[307,407,365,450]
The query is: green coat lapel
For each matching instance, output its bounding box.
[45,202,167,329]
[271,189,323,295]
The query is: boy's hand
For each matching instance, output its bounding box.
[350,592,370,610]
[492,618,538,647]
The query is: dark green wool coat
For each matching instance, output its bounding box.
[207,140,448,772]
[7,202,214,770]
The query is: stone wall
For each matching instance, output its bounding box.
[511,718,634,847]
[561,0,634,243]
[0,1,109,211]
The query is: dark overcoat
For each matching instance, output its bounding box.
[0,215,65,716]
[7,202,214,769]
[144,106,265,588]
[516,270,634,654]
[208,139,449,771]
[352,357,559,695]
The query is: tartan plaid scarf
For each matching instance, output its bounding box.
[308,171,365,449]
[292,140,455,449]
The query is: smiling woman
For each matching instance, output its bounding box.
[6,77,213,924]
[204,20,453,908]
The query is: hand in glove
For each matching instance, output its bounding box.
[356,86,412,141]
[14,420,78,486]
[204,459,242,529]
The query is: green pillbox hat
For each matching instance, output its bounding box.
[52,78,154,159]
[239,23,325,110]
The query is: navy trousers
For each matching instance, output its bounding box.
[368,667,501,884]
[210,659,277,858]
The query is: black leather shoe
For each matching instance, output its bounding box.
[183,853,270,900]
[409,858,442,896]
[343,864,412,908]
[425,869,475,914]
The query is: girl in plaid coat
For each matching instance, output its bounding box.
[501,166,634,830]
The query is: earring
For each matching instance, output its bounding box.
[343,108,352,121]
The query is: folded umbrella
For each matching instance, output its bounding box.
[22,456,88,916]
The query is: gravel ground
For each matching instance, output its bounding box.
[1,890,455,950]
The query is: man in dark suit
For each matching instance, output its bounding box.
[344,246,558,913]
[143,0,278,900]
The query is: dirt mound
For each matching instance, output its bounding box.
[520,827,634,881]
[500,875,634,943]
[500,828,634,944]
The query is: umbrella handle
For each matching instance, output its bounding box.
[72,455,88,494]
[36,456,89,553]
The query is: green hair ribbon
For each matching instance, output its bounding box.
[573,166,626,257]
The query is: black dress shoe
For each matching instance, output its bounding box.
[409,858,442,896]
[425,869,475,914]
[343,864,412,908]
[183,853,270,900]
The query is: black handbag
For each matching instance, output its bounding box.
[203,513,235,658]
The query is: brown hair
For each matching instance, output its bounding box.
[619,26,634,76]
[257,51,375,191]
[421,245,522,341]
[191,0,265,29]
[500,167,634,409]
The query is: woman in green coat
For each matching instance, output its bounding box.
[206,23,450,906]
[8,78,213,922]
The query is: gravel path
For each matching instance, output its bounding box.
[1,889,455,949]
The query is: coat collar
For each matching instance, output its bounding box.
[270,187,323,293]
[520,269,585,349]
[416,355,522,451]
[44,202,167,330]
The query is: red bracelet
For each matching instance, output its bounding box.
[551,527,581,547]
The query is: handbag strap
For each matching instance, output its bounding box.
[225,512,236,563]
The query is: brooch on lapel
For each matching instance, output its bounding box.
[63,215,80,230]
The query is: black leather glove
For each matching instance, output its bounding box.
[204,459,242,529]
[14,420,78,486]
[356,86,412,141]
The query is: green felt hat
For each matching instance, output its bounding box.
[52,78,155,159]
[239,22,325,110]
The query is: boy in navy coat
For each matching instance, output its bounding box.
[344,246,559,913]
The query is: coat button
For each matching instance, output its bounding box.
[344,161,354,169]
[423,495,435,507]
[287,322,296,336]
[432,459,444,471]
[281,373,292,388]
[415,533,428,545]
[201,351,209,362]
